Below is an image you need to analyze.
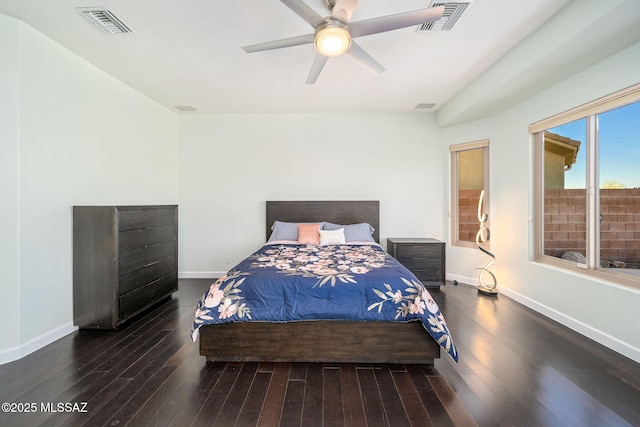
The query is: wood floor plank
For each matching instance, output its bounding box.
[35,371,106,426]
[428,375,478,427]
[166,361,227,426]
[96,329,170,373]
[235,371,272,427]
[118,330,182,379]
[124,355,203,426]
[280,376,306,426]
[405,364,455,427]
[191,363,242,425]
[105,365,177,426]
[374,364,411,427]
[391,369,434,427]
[0,354,82,404]
[257,362,290,427]
[473,360,564,426]
[55,376,133,427]
[301,362,323,426]
[213,362,259,427]
[356,366,387,427]
[339,364,366,427]
[79,332,184,426]
[535,364,633,427]
[322,366,345,427]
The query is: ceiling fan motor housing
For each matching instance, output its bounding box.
[314,19,352,56]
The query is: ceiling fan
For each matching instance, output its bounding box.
[242,0,445,84]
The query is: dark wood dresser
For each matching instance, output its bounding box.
[73,205,178,329]
[387,238,445,289]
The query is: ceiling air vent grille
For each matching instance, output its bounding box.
[77,8,133,34]
[418,2,469,31]
[415,103,436,109]
[174,105,198,112]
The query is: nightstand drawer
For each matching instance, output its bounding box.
[411,269,444,282]
[396,244,442,259]
[399,257,444,272]
[387,238,445,288]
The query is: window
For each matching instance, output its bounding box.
[531,84,640,288]
[450,140,489,248]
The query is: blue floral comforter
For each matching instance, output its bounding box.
[191,242,457,362]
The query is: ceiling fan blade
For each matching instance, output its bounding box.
[346,41,385,74]
[331,0,358,23]
[350,5,445,38]
[281,0,326,29]
[242,34,315,53]
[306,54,329,84]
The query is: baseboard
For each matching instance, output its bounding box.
[179,271,226,279]
[0,322,78,365]
[446,273,640,364]
[446,273,479,287]
[499,286,640,363]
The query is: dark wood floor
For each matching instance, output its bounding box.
[1,279,638,427]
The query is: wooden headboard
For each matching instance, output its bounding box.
[266,201,380,242]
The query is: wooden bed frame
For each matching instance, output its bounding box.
[199,200,441,364]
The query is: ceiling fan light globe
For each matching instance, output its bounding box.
[314,26,351,57]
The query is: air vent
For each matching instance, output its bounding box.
[77,8,133,34]
[174,105,198,112]
[418,2,469,31]
[415,103,436,109]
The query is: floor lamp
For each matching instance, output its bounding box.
[476,190,497,295]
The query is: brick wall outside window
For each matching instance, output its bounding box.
[544,188,640,265]
[458,190,482,243]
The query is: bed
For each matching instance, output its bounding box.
[192,201,457,364]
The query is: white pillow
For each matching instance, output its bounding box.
[318,228,346,246]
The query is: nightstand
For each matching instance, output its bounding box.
[387,238,445,289]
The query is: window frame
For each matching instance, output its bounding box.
[450,139,490,249]
[531,83,640,290]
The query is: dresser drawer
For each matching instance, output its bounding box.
[119,224,176,253]
[118,240,175,275]
[119,273,177,321]
[118,207,176,232]
[118,256,176,295]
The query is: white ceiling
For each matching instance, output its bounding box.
[1,0,637,118]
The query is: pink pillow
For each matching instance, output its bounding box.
[297,223,321,245]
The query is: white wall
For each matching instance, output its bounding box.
[440,41,640,362]
[178,112,444,275]
[0,16,179,363]
[0,14,21,355]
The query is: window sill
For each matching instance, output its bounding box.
[535,255,640,291]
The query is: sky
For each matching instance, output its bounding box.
[551,100,640,189]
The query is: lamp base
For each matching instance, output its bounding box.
[477,286,498,296]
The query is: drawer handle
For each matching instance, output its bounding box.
[144,261,160,268]
[144,243,159,248]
